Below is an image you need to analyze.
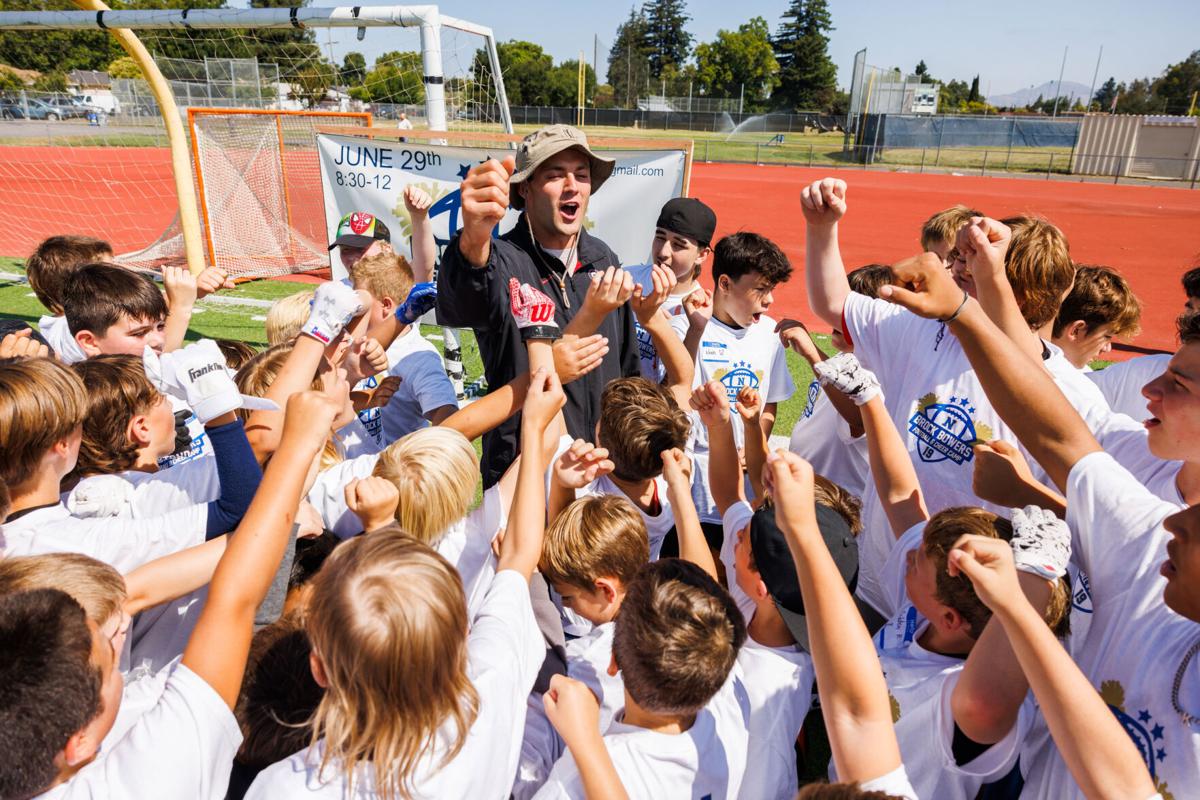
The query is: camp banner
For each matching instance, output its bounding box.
[316,133,687,281]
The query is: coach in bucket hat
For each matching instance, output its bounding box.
[508,124,616,209]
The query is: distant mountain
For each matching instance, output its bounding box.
[988,80,1094,108]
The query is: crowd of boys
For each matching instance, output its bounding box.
[0,122,1195,800]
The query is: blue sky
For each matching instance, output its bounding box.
[302,0,1198,97]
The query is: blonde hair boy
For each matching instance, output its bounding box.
[372,427,478,543]
[539,494,650,625]
[0,358,88,489]
[265,290,315,346]
[920,204,982,266]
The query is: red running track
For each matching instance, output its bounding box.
[690,163,1200,354]
[2,147,1196,352]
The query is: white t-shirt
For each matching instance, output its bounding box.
[38,663,241,800]
[734,638,814,800]
[247,569,544,799]
[0,503,206,572]
[1020,452,1200,800]
[624,263,693,382]
[870,631,1032,800]
[684,313,795,523]
[534,671,751,800]
[788,377,869,499]
[717,502,816,800]
[336,415,383,460]
[38,313,88,364]
[859,765,919,800]
[379,324,459,445]
[307,452,383,539]
[872,522,927,651]
[64,460,220,520]
[841,294,1145,614]
[1087,353,1172,422]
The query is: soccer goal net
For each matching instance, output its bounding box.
[0,5,512,278]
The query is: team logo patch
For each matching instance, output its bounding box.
[1071,569,1094,614]
[1101,681,1172,796]
[802,379,820,419]
[907,393,993,465]
[714,360,761,401]
[349,212,374,235]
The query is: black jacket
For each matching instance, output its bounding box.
[437,214,639,488]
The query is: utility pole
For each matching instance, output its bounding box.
[739,83,744,115]
[1087,45,1103,112]
[593,33,598,90]
[1052,45,1068,117]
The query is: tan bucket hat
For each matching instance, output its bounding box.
[509,124,616,209]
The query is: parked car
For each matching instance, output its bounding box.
[42,97,90,119]
[0,97,25,119]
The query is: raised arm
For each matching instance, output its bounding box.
[161,266,198,353]
[880,254,1101,490]
[662,447,718,581]
[948,534,1157,800]
[951,507,1066,746]
[543,674,630,800]
[801,178,852,329]
[633,269,696,409]
[692,381,744,516]
[959,218,1043,363]
[497,366,565,580]
[734,387,768,501]
[816,352,928,536]
[456,156,514,269]
[563,267,635,339]
[402,184,437,283]
[768,450,903,784]
[778,319,864,437]
[123,537,227,615]
[183,390,339,708]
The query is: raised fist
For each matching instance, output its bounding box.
[460,156,516,239]
[1009,505,1071,581]
[813,352,882,406]
[800,177,847,226]
[302,281,365,345]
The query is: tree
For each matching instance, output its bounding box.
[914,60,929,79]
[0,66,23,91]
[107,57,142,80]
[32,71,68,93]
[546,60,597,107]
[1114,78,1157,115]
[1093,76,1118,111]
[607,8,653,107]
[641,0,692,79]
[693,16,779,110]
[349,50,424,105]
[1154,50,1200,115]
[772,0,837,111]
[340,52,366,86]
[0,0,123,73]
[937,78,970,112]
[968,74,980,103]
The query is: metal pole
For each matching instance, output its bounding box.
[981,150,988,176]
[1047,153,1054,180]
[1052,46,1068,117]
[1087,45,1103,111]
[808,144,813,167]
[739,83,744,115]
[688,80,692,112]
[919,147,926,173]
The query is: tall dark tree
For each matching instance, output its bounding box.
[914,60,929,79]
[772,0,837,111]
[607,8,654,107]
[1154,50,1200,114]
[640,0,692,79]
[340,52,367,86]
[1092,76,1118,111]
[967,74,980,103]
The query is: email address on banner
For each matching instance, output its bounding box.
[612,165,667,178]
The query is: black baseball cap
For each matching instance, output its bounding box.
[656,197,717,248]
[750,501,859,653]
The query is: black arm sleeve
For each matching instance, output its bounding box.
[203,419,263,540]
[617,301,641,378]
[435,232,497,329]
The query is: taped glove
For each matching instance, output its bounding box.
[813,351,882,406]
[302,281,364,344]
[395,281,437,325]
[1010,505,1071,581]
[143,339,277,425]
[508,278,560,341]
